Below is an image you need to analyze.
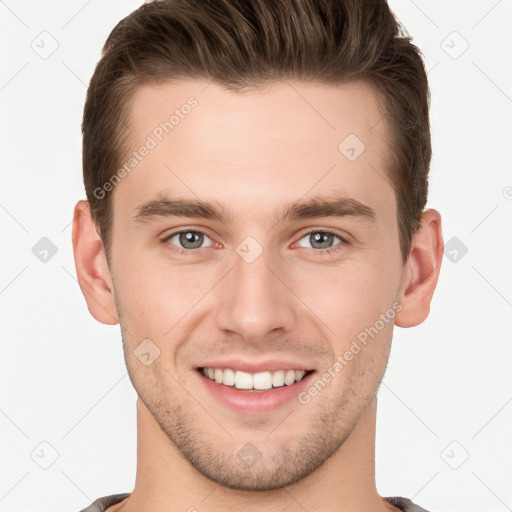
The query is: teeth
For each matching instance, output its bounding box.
[222,368,235,386]
[201,367,308,390]
[235,370,254,389]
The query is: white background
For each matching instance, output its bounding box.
[0,1,511,511]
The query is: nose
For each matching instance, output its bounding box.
[214,243,297,344]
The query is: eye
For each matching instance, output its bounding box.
[160,228,349,257]
[161,229,215,255]
[295,230,348,255]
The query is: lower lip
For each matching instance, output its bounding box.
[196,369,316,414]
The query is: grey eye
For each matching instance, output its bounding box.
[168,231,211,250]
[297,231,341,250]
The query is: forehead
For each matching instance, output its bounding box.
[126,78,388,156]
[115,78,395,227]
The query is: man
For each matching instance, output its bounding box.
[72,0,443,511]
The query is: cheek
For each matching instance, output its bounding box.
[113,255,213,334]
[298,259,398,334]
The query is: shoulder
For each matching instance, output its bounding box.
[77,492,130,512]
[385,496,432,512]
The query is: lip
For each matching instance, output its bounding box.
[195,368,316,414]
[194,358,314,373]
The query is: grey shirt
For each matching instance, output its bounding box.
[78,492,431,511]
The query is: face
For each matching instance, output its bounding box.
[107,79,405,490]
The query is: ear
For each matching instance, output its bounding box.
[71,200,119,325]
[394,208,444,328]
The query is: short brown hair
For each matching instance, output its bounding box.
[82,0,431,265]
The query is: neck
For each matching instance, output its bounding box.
[110,397,397,512]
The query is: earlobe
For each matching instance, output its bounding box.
[71,200,120,325]
[394,209,444,328]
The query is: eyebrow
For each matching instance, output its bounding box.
[131,193,377,226]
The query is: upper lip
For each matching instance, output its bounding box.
[196,358,315,374]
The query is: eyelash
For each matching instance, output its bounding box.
[159,228,350,257]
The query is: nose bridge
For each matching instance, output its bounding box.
[215,239,295,340]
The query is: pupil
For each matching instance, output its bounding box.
[312,232,332,249]
[181,231,202,249]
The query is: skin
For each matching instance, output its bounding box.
[72,79,443,512]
